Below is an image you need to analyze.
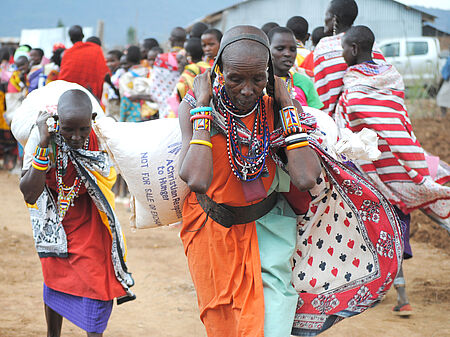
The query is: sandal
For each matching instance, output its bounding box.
[392,303,413,316]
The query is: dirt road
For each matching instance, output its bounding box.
[0,116,448,337]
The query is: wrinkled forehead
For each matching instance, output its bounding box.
[213,26,270,68]
[222,40,269,64]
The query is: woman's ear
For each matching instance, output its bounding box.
[351,43,358,57]
[305,33,311,42]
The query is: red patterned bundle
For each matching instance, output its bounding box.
[286,143,403,336]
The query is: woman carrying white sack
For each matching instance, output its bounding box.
[176,25,403,337]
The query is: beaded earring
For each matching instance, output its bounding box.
[333,16,338,36]
[46,116,59,133]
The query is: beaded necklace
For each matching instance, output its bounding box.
[281,73,296,100]
[55,139,88,222]
[217,86,270,181]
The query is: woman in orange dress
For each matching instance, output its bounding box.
[177,25,321,337]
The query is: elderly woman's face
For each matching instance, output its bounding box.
[222,43,268,112]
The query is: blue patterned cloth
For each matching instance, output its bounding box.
[43,284,113,333]
[119,96,142,122]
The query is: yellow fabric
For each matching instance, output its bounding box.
[91,166,128,262]
[0,91,9,130]
[140,102,158,118]
[176,61,210,100]
[8,71,28,93]
[294,41,311,73]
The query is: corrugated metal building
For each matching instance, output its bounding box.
[197,0,434,42]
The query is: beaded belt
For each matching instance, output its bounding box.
[195,191,278,228]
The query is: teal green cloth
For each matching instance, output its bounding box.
[256,194,298,337]
[119,96,142,122]
[293,72,324,110]
[267,167,291,194]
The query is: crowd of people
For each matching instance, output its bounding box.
[0,22,223,173]
[1,0,449,336]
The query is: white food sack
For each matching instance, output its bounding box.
[302,106,338,149]
[11,80,105,147]
[93,118,188,229]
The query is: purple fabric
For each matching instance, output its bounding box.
[393,206,412,259]
[28,67,43,93]
[43,283,113,333]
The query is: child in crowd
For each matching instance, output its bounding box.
[200,28,222,66]
[268,27,323,109]
[140,37,159,68]
[103,50,124,121]
[5,56,30,171]
[118,46,149,122]
[176,37,210,101]
[27,48,45,92]
[147,46,163,70]
[286,16,311,72]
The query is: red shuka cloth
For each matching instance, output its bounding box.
[41,132,125,301]
[314,33,385,117]
[58,42,109,100]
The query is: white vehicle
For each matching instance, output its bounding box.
[378,37,445,92]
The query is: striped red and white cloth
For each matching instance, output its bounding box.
[336,62,450,219]
[314,33,385,118]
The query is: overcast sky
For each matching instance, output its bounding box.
[2,0,448,48]
[398,0,450,9]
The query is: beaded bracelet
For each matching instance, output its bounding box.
[191,109,212,132]
[190,114,213,122]
[279,105,302,134]
[286,141,309,151]
[33,156,50,166]
[32,163,48,171]
[193,118,211,132]
[190,139,213,149]
[190,106,213,115]
[31,159,49,171]
[285,139,308,147]
[285,133,308,147]
[32,162,49,170]
[35,145,49,158]
[284,126,305,138]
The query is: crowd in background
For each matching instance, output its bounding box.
[0,17,327,174]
